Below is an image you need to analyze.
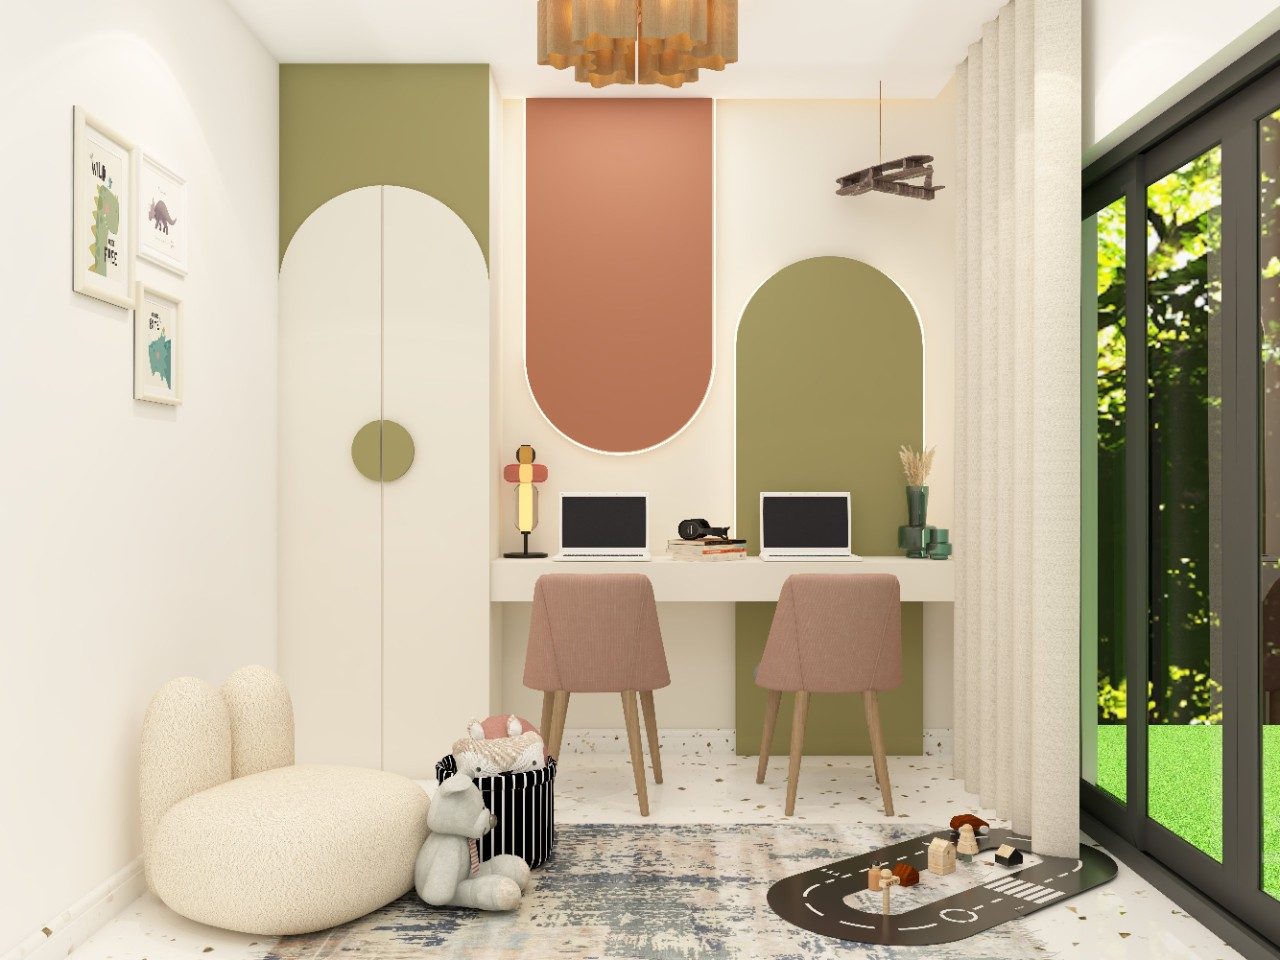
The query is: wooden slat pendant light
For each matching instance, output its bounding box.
[537,0,737,88]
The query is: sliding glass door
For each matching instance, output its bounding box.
[1146,145,1225,864]
[1259,105,1280,906]
[1083,61,1280,945]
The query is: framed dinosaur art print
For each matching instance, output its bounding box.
[72,106,136,308]
[133,282,183,406]
[136,153,188,276]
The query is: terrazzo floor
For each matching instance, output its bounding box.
[69,754,1244,960]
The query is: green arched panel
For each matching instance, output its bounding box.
[735,256,924,756]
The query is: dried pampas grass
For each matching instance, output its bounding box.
[898,444,936,487]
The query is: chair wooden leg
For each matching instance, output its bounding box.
[785,691,810,816]
[757,690,781,784]
[639,690,663,784]
[548,691,570,761]
[863,690,894,816]
[621,691,650,816]
[539,691,554,744]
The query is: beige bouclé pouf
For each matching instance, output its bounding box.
[140,667,429,935]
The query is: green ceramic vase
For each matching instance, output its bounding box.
[906,485,929,527]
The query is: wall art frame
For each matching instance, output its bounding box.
[133,282,183,405]
[72,106,136,308]
[135,152,188,276]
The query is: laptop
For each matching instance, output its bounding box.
[759,492,863,562]
[553,493,651,561]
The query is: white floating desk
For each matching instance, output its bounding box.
[491,556,953,603]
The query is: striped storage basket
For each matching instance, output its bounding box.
[435,755,558,868]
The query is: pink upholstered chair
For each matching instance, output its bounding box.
[755,574,902,817]
[524,574,670,816]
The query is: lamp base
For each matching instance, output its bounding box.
[504,532,547,559]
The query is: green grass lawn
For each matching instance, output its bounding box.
[1095,724,1280,898]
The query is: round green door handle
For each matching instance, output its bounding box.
[351,419,415,482]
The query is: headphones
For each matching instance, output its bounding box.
[678,518,732,541]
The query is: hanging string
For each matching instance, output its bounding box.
[879,80,884,164]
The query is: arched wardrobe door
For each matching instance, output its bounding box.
[279,186,491,777]
[279,187,383,769]
[381,186,490,777]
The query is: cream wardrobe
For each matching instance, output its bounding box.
[279,185,491,778]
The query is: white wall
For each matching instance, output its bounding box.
[1085,0,1280,159]
[0,1,278,952]
[497,91,956,734]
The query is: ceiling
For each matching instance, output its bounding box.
[225,0,1006,99]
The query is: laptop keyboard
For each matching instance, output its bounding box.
[555,552,649,560]
[762,553,863,561]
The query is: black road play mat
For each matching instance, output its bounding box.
[768,827,1117,946]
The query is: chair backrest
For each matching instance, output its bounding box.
[221,665,295,778]
[755,574,902,693]
[524,574,670,693]
[139,677,233,871]
[139,667,294,875]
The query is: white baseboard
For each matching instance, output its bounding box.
[2,858,144,960]
[558,728,954,758]
[923,728,953,758]
[559,728,735,756]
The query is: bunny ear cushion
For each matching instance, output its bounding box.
[506,715,523,737]
[440,774,474,794]
[467,719,485,740]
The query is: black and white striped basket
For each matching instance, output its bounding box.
[435,755,558,869]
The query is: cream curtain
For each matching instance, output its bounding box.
[953,0,1081,857]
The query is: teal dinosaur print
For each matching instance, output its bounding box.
[89,182,120,277]
[148,331,173,389]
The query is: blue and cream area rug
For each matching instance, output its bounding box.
[265,824,1052,960]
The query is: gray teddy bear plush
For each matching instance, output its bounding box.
[414,773,532,911]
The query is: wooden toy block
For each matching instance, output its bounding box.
[879,869,900,915]
[927,837,956,875]
[995,844,1024,867]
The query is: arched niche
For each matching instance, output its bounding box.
[734,255,925,756]
[524,98,714,454]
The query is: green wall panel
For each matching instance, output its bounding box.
[280,64,490,263]
[735,256,924,756]
[736,602,923,755]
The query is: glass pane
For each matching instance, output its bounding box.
[1259,106,1280,900]
[1083,197,1128,803]
[1147,145,1223,861]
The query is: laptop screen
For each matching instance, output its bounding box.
[761,495,850,550]
[561,496,647,550]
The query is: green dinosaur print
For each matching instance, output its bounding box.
[89,183,120,277]
[147,331,173,389]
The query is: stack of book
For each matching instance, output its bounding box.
[667,538,748,561]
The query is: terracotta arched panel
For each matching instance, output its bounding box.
[525,99,713,453]
[733,256,924,756]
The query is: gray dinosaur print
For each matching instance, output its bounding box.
[148,199,178,234]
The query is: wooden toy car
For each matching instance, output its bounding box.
[892,863,921,887]
[949,813,989,836]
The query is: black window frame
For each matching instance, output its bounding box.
[1083,31,1280,952]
